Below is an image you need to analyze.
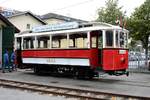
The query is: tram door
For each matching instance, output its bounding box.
[0,28,2,68]
[90,31,102,69]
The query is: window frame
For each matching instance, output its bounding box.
[105,30,114,48]
[26,24,31,30]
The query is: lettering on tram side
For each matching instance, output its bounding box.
[46,58,56,63]
[119,50,126,54]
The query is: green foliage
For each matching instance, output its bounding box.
[96,0,125,25]
[128,0,150,48]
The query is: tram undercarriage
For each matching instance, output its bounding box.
[106,70,129,76]
[32,64,96,79]
[22,63,128,79]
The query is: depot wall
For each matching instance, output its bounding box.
[8,14,44,32]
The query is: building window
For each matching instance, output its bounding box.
[26,24,30,29]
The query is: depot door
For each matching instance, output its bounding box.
[0,28,2,68]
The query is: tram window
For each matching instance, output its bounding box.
[116,31,119,47]
[120,32,124,48]
[92,36,97,48]
[124,33,128,48]
[69,39,74,47]
[23,37,34,49]
[52,40,59,48]
[98,31,102,48]
[37,36,49,49]
[16,38,21,50]
[69,34,77,48]
[91,31,102,48]
[119,32,128,48]
[52,35,67,48]
[60,38,67,48]
[77,38,83,48]
[83,38,88,48]
[106,30,113,47]
[69,33,87,48]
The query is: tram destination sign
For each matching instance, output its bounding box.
[32,22,79,33]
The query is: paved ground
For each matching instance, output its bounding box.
[0,69,150,98]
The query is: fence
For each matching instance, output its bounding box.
[128,53,149,72]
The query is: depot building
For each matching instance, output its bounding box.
[0,14,20,68]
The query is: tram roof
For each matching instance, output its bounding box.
[15,22,129,37]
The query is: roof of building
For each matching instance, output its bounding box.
[40,13,88,23]
[0,14,20,33]
[7,11,47,25]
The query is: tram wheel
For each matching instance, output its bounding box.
[34,66,41,75]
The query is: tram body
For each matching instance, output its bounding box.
[15,22,129,78]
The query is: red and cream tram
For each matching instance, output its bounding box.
[15,22,129,78]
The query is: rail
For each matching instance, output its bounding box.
[0,79,149,100]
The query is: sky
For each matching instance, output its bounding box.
[0,0,146,21]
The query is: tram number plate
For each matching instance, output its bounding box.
[119,50,126,54]
[47,58,56,63]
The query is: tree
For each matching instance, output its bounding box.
[96,0,125,25]
[127,0,150,67]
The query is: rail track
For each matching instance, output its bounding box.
[0,79,149,100]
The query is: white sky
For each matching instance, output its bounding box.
[0,0,145,21]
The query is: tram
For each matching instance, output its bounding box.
[14,22,129,78]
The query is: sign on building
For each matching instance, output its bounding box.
[32,22,79,33]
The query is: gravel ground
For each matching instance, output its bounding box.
[0,87,75,100]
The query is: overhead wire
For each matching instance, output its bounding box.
[52,0,95,12]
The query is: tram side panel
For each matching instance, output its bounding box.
[21,49,104,70]
[89,49,99,69]
[18,48,128,75]
[102,49,128,72]
[21,49,102,74]
[21,49,92,67]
